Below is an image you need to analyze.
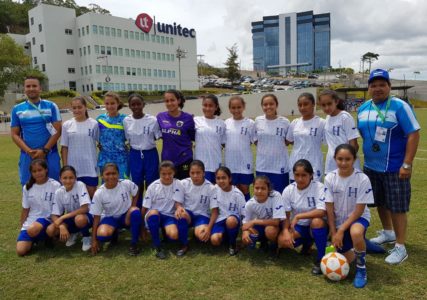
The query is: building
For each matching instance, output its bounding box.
[252,11,330,75]
[23,4,198,94]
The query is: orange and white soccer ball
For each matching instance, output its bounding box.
[320,252,350,281]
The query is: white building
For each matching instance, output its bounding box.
[25,4,198,94]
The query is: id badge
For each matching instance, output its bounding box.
[46,123,57,136]
[374,126,387,142]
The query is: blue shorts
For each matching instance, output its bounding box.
[77,176,98,187]
[294,224,312,241]
[19,148,60,185]
[144,212,177,228]
[256,171,289,193]
[63,214,93,233]
[338,217,369,254]
[231,173,254,186]
[187,210,210,227]
[100,213,128,229]
[205,171,216,184]
[129,148,159,188]
[17,218,51,242]
[211,215,240,235]
[253,224,267,240]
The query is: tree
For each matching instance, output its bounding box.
[224,44,241,82]
[362,52,379,74]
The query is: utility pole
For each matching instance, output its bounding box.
[197,54,205,88]
[176,47,187,90]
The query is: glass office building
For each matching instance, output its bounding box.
[251,11,330,74]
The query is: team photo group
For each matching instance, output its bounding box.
[10,68,420,289]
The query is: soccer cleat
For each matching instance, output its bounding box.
[176,245,189,257]
[128,244,140,256]
[228,246,238,256]
[65,233,78,247]
[311,262,322,275]
[82,236,92,252]
[365,239,386,254]
[155,247,166,259]
[370,230,396,245]
[353,267,367,288]
[385,246,408,265]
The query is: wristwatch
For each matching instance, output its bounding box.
[42,148,50,155]
[402,163,412,170]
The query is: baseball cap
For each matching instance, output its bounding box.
[368,69,390,84]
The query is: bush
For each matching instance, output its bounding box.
[40,89,78,98]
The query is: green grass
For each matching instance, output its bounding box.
[1,110,427,299]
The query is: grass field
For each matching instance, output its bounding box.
[0,109,426,299]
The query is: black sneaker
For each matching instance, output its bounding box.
[229,246,238,256]
[176,245,188,257]
[311,262,322,275]
[128,244,140,256]
[155,247,166,259]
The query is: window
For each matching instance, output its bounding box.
[82,85,85,92]
[124,30,129,39]
[99,26,104,35]
[158,69,162,77]
[137,68,141,76]
[125,49,130,57]
[86,25,89,35]
[148,84,152,91]
[156,36,160,43]
[166,54,170,61]
[78,28,81,37]
[162,53,165,61]
[115,83,120,91]
[147,69,151,77]
[42,64,46,72]
[81,27,85,36]
[96,65,101,74]
[168,70,171,78]
[103,83,109,90]
[85,66,88,75]
[157,53,161,60]
[141,51,145,59]
[107,46,111,55]
[138,84,142,90]
[105,27,110,36]
[33,57,37,64]
[40,44,44,53]
[132,68,136,76]
[91,84,93,91]
[32,37,35,45]
[126,67,131,75]
[151,34,155,42]
[118,48,123,56]
[89,65,92,74]
[117,29,121,37]
[114,66,118,75]
[131,49,135,57]
[88,46,91,55]
[108,66,112,74]
[95,45,99,54]
[112,47,117,56]
[120,67,124,75]
[30,17,34,26]
[172,71,176,78]
[163,70,167,77]
[171,54,174,61]
[146,52,150,59]
[68,68,75,74]
[152,52,156,60]
[154,69,157,77]
[141,33,145,41]
[170,37,174,45]
[102,66,107,74]
[97,82,102,90]
[67,49,74,55]
[65,29,72,35]
[92,25,98,34]
[79,48,82,56]
[154,84,158,90]
[38,24,42,32]
[133,84,137,90]
[130,31,134,39]
[127,84,132,90]
[101,46,105,55]
[111,28,116,37]
[166,37,169,44]
[136,50,140,58]
[135,32,139,40]
[121,83,125,91]
[143,69,146,76]
[83,47,86,55]
[81,67,84,75]
[161,36,165,44]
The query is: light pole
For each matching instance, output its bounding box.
[176,47,187,90]
[97,55,111,84]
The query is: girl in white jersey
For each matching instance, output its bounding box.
[242,176,285,254]
[319,90,360,173]
[255,94,291,193]
[61,96,98,198]
[194,95,226,183]
[224,96,255,201]
[176,160,219,255]
[46,166,93,251]
[325,144,374,289]
[286,93,325,182]
[278,159,328,275]
[124,93,161,207]
[210,167,246,256]
[16,159,61,256]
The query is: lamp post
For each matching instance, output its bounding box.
[97,55,111,84]
[176,47,187,90]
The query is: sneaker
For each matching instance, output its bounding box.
[353,267,367,288]
[128,244,140,256]
[155,247,166,259]
[385,246,408,265]
[365,239,386,254]
[228,246,238,256]
[82,236,92,252]
[311,262,322,275]
[176,245,189,257]
[370,230,396,245]
[65,233,78,247]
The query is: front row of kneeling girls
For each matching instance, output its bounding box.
[17,144,373,288]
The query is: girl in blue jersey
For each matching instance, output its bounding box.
[210,167,246,255]
[16,159,61,256]
[97,92,128,179]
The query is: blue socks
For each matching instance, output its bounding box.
[227,226,239,247]
[177,218,189,246]
[355,250,366,268]
[97,235,112,243]
[130,210,142,246]
[147,214,161,248]
[312,227,328,262]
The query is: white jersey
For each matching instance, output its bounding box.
[215,186,246,222]
[282,181,326,226]
[52,181,91,216]
[324,111,361,173]
[181,178,218,217]
[143,179,184,217]
[123,114,161,150]
[324,169,373,228]
[21,179,61,230]
[194,116,226,172]
[61,118,99,177]
[90,179,138,217]
[254,115,290,174]
[224,117,255,174]
[243,191,286,223]
[287,116,326,181]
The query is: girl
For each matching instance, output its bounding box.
[224,96,255,200]
[254,94,291,193]
[90,163,142,256]
[97,92,128,179]
[278,159,328,275]
[324,144,374,288]
[124,93,161,207]
[319,90,360,174]
[178,160,219,254]
[210,167,246,255]
[286,93,325,182]
[157,90,195,180]
[194,95,226,183]
[242,176,285,254]
[61,96,99,198]
[46,165,93,251]
[143,161,185,259]
[16,159,61,256]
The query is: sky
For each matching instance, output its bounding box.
[76,0,427,80]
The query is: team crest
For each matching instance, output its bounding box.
[176,121,184,127]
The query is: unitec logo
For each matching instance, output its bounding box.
[135,13,196,38]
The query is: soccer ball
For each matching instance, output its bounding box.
[320,252,350,281]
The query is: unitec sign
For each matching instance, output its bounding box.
[135,13,196,38]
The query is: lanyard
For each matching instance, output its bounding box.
[27,100,48,123]
[371,97,391,123]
